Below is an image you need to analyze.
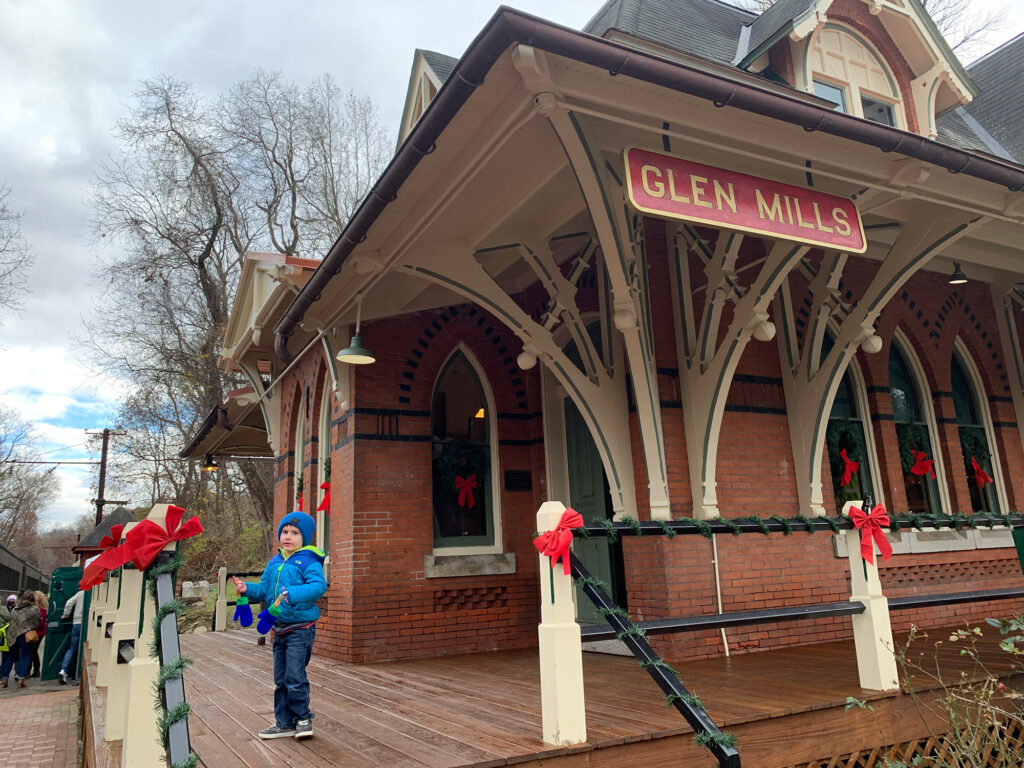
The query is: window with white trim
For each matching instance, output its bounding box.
[889,340,942,514]
[316,383,332,552]
[951,350,1000,513]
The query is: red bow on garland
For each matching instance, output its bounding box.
[455,474,478,509]
[533,508,584,576]
[316,482,331,513]
[78,524,129,590]
[296,492,304,512]
[850,504,893,566]
[840,449,859,487]
[971,456,994,488]
[123,505,204,571]
[910,450,936,480]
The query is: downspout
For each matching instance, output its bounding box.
[274,7,1024,360]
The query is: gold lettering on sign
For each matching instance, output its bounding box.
[641,165,665,198]
[756,190,783,222]
[690,175,712,208]
[812,202,833,233]
[832,208,852,237]
[714,180,737,214]
[668,170,691,203]
[794,199,815,230]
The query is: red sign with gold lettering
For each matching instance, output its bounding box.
[624,147,865,253]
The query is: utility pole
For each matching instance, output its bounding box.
[87,428,129,525]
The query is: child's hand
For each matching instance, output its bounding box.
[280,590,289,603]
[232,577,247,595]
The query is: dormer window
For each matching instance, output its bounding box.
[808,24,904,129]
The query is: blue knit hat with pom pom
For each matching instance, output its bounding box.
[277,511,316,547]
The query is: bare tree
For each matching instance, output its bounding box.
[729,0,1007,59]
[0,185,33,322]
[85,71,390,570]
[0,406,59,548]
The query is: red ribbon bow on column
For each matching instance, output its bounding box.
[910,450,936,479]
[850,504,892,566]
[316,482,331,513]
[123,505,204,571]
[455,475,478,509]
[533,508,584,575]
[840,449,860,487]
[79,524,129,590]
[296,492,304,512]
[971,456,993,487]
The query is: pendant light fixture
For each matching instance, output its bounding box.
[201,454,219,472]
[336,297,376,365]
[948,262,968,285]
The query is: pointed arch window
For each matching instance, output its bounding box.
[889,341,941,514]
[951,351,1000,513]
[316,382,332,552]
[431,350,495,548]
[822,336,876,513]
[294,388,307,511]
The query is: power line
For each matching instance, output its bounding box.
[4,460,100,465]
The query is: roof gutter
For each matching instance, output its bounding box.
[274,6,1024,362]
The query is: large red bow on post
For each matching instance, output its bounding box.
[296,492,304,512]
[840,449,860,487]
[123,505,204,571]
[78,524,129,590]
[455,475,478,509]
[850,504,893,566]
[971,456,994,488]
[533,508,584,576]
[910,450,936,479]
[316,482,331,513]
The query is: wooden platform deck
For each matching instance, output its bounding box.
[165,626,1023,768]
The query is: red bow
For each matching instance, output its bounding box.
[533,508,584,575]
[79,524,129,590]
[455,475,478,509]
[296,492,304,512]
[123,505,204,571]
[316,482,331,513]
[840,449,859,487]
[971,457,993,487]
[910,450,936,479]
[850,504,892,565]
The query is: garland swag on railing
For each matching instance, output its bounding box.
[148,551,198,768]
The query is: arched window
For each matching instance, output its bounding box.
[824,360,876,514]
[951,351,1000,513]
[293,388,307,511]
[889,341,941,514]
[808,24,904,128]
[316,382,332,553]
[431,349,495,549]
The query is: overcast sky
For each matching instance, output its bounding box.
[0,0,1022,530]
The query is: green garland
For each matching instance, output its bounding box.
[695,731,738,749]
[146,553,199,768]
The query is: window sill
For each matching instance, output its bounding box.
[833,526,1012,557]
[424,553,516,579]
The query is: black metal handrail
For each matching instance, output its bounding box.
[153,552,193,766]
[571,554,740,768]
[889,587,1024,611]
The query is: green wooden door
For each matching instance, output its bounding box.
[564,398,621,624]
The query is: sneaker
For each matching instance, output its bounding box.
[58,670,68,685]
[258,724,296,739]
[294,719,313,739]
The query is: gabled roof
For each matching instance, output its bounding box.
[420,49,458,82]
[398,49,460,146]
[585,0,753,65]
[740,0,815,64]
[73,507,139,552]
[961,32,1024,164]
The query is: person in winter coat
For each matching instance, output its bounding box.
[29,590,48,678]
[1,591,41,688]
[0,594,13,675]
[58,590,85,684]
[233,511,326,741]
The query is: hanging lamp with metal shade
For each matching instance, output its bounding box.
[201,454,219,472]
[949,262,968,285]
[336,297,376,365]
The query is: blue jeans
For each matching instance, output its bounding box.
[61,623,82,676]
[272,625,315,728]
[0,636,31,681]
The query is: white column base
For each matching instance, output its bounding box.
[121,655,163,767]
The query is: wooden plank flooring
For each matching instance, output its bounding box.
[175,626,1021,768]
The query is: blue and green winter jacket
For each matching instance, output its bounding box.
[244,545,327,624]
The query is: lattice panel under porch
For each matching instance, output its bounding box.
[433,586,507,611]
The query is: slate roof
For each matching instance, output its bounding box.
[741,0,815,63]
[935,108,995,155]
[960,32,1024,163]
[72,507,139,552]
[584,0,754,65]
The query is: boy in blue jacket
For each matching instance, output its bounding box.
[233,511,326,740]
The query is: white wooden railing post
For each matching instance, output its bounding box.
[214,566,227,632]
[104,521,142,741]
[536,501,587,745]
[94,527,129,689]
[120,504,173,767]
[843,501,899,691]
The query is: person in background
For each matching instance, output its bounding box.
[0,591,40,688]
[58,590,84,684]
[28,590,48,678]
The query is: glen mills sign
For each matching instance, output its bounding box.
[624,147,866,253]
